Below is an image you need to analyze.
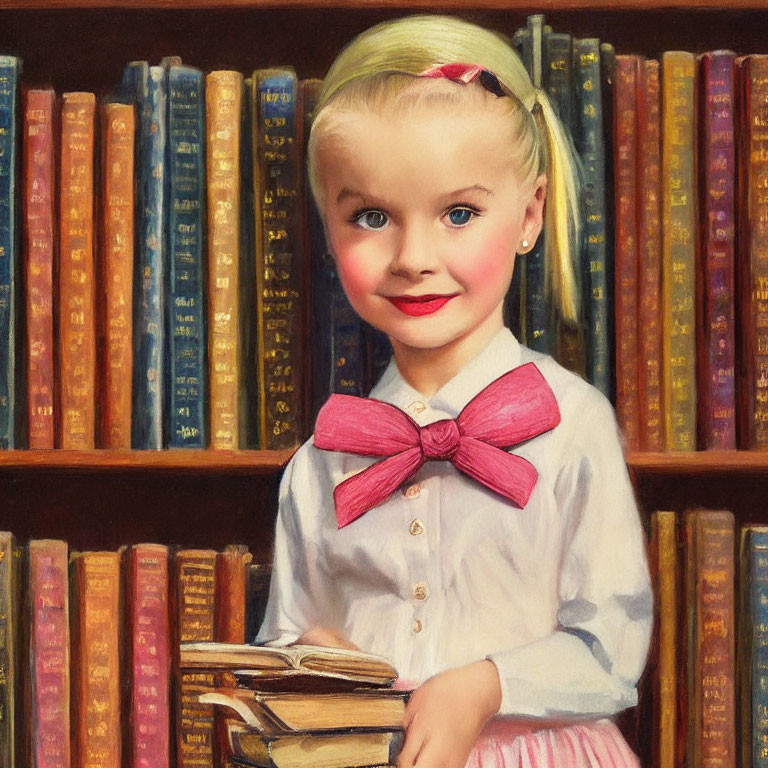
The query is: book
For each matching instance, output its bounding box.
[0,57,20,450]
[223,721,404,768]
[58,92,96,450]
[27,539,70,768]
[100,100,135,449]
[23,87,56,450]
[123,62,166,450]
[207,70,243,450]
[253,68,303,449]
[637,59,664,452]
[737,55,768,450]
[574,37,610,396]
[179,642,397,686]
[0,532,18,768]
[245,560,272,645]
[167,64,207,448]
[683,510,735,768]
[649,512,676,768]
[174,549,217,768]
[126,544,171,768]
[697,51,737,450]
[200,688,407,733]
[661,52,697,451]
[70,551,121,768]
[613,55,641,451]
[739,525,768,768]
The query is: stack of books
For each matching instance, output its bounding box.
[182,642,407,768]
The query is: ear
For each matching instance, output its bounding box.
[519,174,547,252]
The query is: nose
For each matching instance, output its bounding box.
[389,222,440,280]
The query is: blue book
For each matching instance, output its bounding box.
[575,38,610,397]
[165,65,206,448]
[0,57,21,449]
[123,62,166,449]
[741,526,768,768]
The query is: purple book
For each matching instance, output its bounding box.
[698,51,736,449]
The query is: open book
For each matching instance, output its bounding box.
[179,642,398,687]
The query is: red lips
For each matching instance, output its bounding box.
[386,294,458,316]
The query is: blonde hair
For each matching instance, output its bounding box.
[307,14,582,324]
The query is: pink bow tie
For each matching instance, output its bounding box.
[314,362,561,528]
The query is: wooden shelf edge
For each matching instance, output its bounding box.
[627,450,768,475]
[0,0,761,9]
[0,448,296,472]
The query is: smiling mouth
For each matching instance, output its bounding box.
[386,294,458,317]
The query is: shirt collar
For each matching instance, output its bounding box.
[368,327,522,421]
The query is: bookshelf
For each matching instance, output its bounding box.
[1,2,766,766]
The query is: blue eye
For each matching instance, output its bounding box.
[355,210,388,230]
[447,207,477,227]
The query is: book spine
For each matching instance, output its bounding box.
[613,55,641,451]
[168,66,206,448]
[71,552,121,768]
[637,60,664,452]
[23,88,56,449]
[58,92,96,450]
[206,71,242,450]
[0,58,20,449]
[244,560,272,645]
[175,550,217,768]
[0,532,15,768]
[575,38,610,397]
[127,544,170,768]
[737,56,768,450]
[101,102,135,449]
[254,69,303,449]
[650,512,677,768]
[662,52,697,452]
[698,51,737,450]
[128,63,165,450]
[686,510,736,768]
[28,539,70,768]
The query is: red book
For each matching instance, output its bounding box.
[613,55,642,451]
[126,544,170,768]
[22,88,56,449]
[58,92,96,449]
[637,60,664,452]
[28,539,70,768]
[737,55,768,449]
[70,552,121,768]
[698,51,737,450]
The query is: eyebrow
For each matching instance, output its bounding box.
[335,184,493,206]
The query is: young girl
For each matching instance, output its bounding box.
[257,14,652,768]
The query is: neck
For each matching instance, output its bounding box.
[389,308,504,399]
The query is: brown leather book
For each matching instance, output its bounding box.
[174,549,217,768]
[70,551,121,768]
[736,55,768,450]
[661,53,697,452]
[27,539,70,768]
[682,510,735,768]
[206,71,244,450]
[58,92,96,449]
[637,61,664,452]
[100,101,135,449]
[126,544,170,768]
[613,55,642,451]
[23,88,57,449]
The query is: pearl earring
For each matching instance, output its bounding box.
[521,240,529,250]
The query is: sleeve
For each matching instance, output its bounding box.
[487,390,653,718]
[255,446,323,646]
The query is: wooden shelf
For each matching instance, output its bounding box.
[0,449,294,473]
[627,451,768,476]
[0,0,765,9]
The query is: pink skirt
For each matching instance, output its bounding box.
[465,718,640,768]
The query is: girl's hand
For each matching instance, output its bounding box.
[397,660,502,768]
[295,626,359,651]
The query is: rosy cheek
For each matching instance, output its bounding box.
[334,250,378,301]
[458,233,516,289]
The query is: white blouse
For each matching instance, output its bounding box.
[257,327,652,719]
